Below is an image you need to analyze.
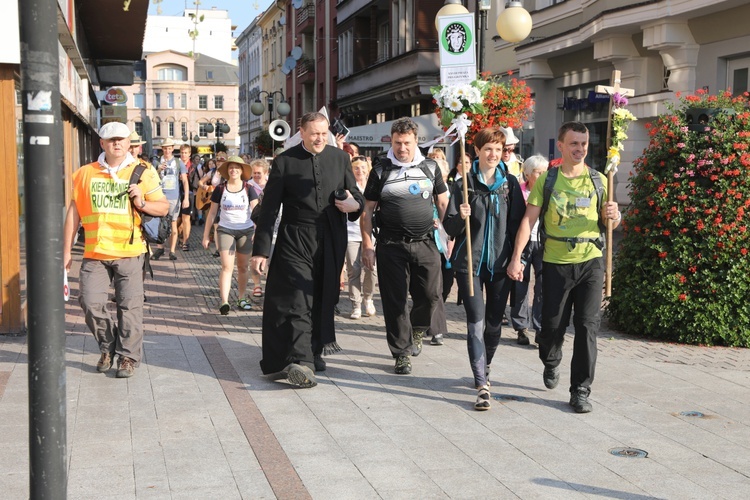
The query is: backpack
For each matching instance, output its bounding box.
[250,190,263,224]
[128,164,173,246]
[371,156,438,235]
[538,166,606,250]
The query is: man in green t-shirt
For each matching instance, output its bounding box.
[507,122,621,413]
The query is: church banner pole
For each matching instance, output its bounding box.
[460,135,474,296]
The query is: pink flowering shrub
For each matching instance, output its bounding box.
[607,90,750,346]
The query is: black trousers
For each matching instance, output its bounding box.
[538,258,604,393]
[376,238,441,357]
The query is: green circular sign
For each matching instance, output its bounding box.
[441,22,473,55]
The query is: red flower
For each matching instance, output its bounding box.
[658,251,668,258]
[679,293,687,301]
[741,248,748,256]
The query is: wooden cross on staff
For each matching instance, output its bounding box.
[595,70,634,297]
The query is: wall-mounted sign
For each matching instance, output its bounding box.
[104,87,128,104]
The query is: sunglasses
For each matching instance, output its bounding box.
[351,155,367,162]
[503,147,514,153]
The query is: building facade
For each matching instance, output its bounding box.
[484,0,750,204]
[143,7,237,64]
[284,0,336,129]
[236,17,263,155]
[122,50,240,156]
[256,2,287,139]
[0,0,149,333]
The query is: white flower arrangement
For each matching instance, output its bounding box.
[431,80,488,128]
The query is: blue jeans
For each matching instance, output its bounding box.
[456,269,512,388]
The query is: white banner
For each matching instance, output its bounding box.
[438,13,476,86]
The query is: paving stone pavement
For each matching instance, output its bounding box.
[1,227,749,499]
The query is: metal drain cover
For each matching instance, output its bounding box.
[493,394,527,402]
[679,411,705,418]
[609,447,648,458]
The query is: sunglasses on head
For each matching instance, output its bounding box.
[351,155,367,162]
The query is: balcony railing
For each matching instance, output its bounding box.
[296,5,314,26]
[297,58,315,77]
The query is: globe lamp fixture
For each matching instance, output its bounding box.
[435,0,470,31]
[496,1,533,44]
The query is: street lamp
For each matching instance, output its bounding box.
[477,0,491,74]
[435,0,469,31]
[205,118,230,155]
[250,90,291,124]
[496,1,533,44]
[181,131,201,150]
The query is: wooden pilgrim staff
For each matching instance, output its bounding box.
[596,70,635,297]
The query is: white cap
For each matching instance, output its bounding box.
[99,121,131,140]
[499,126,519,145]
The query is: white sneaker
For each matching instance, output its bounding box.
[364,300,376,317]
[350,308,362,319]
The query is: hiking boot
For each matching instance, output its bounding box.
[475,385,491,411]
[394,355,411,375]
[569,387,593,413]
[412,329,425,357]
[116,357,136,378]
[430,333,444,346]
[313,354,326,372]
[151,248,164,260]
[96,352,113,373]
[364,300,376,317]
[287,364,317,388]
[516,329,530,346]
[543,366,560,389]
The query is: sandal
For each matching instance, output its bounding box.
[252,286,263,297]
[475,386,491,411]
[219,303,230,315]
[237,298,252,311]
[181,243,190,251]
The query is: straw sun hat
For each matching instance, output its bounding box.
[218,156,253,181]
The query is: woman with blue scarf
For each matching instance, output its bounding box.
[443,127,526,410]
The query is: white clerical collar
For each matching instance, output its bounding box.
[301,142,319,157]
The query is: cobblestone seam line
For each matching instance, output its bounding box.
[0,371,10,399]
[198,335,312,499]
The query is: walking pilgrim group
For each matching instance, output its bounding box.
[66,114,619,414]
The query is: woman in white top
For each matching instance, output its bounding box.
[346,156,376,319]
[201,156,259,315]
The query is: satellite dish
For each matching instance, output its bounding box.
[291,46,303,60]
[292,0,303,9]
[285,56,297,69]
[279,15,286,26]
[281,62,291,75]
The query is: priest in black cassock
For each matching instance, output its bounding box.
[251,112,364,388]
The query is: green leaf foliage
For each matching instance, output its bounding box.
[606,90,750,346]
